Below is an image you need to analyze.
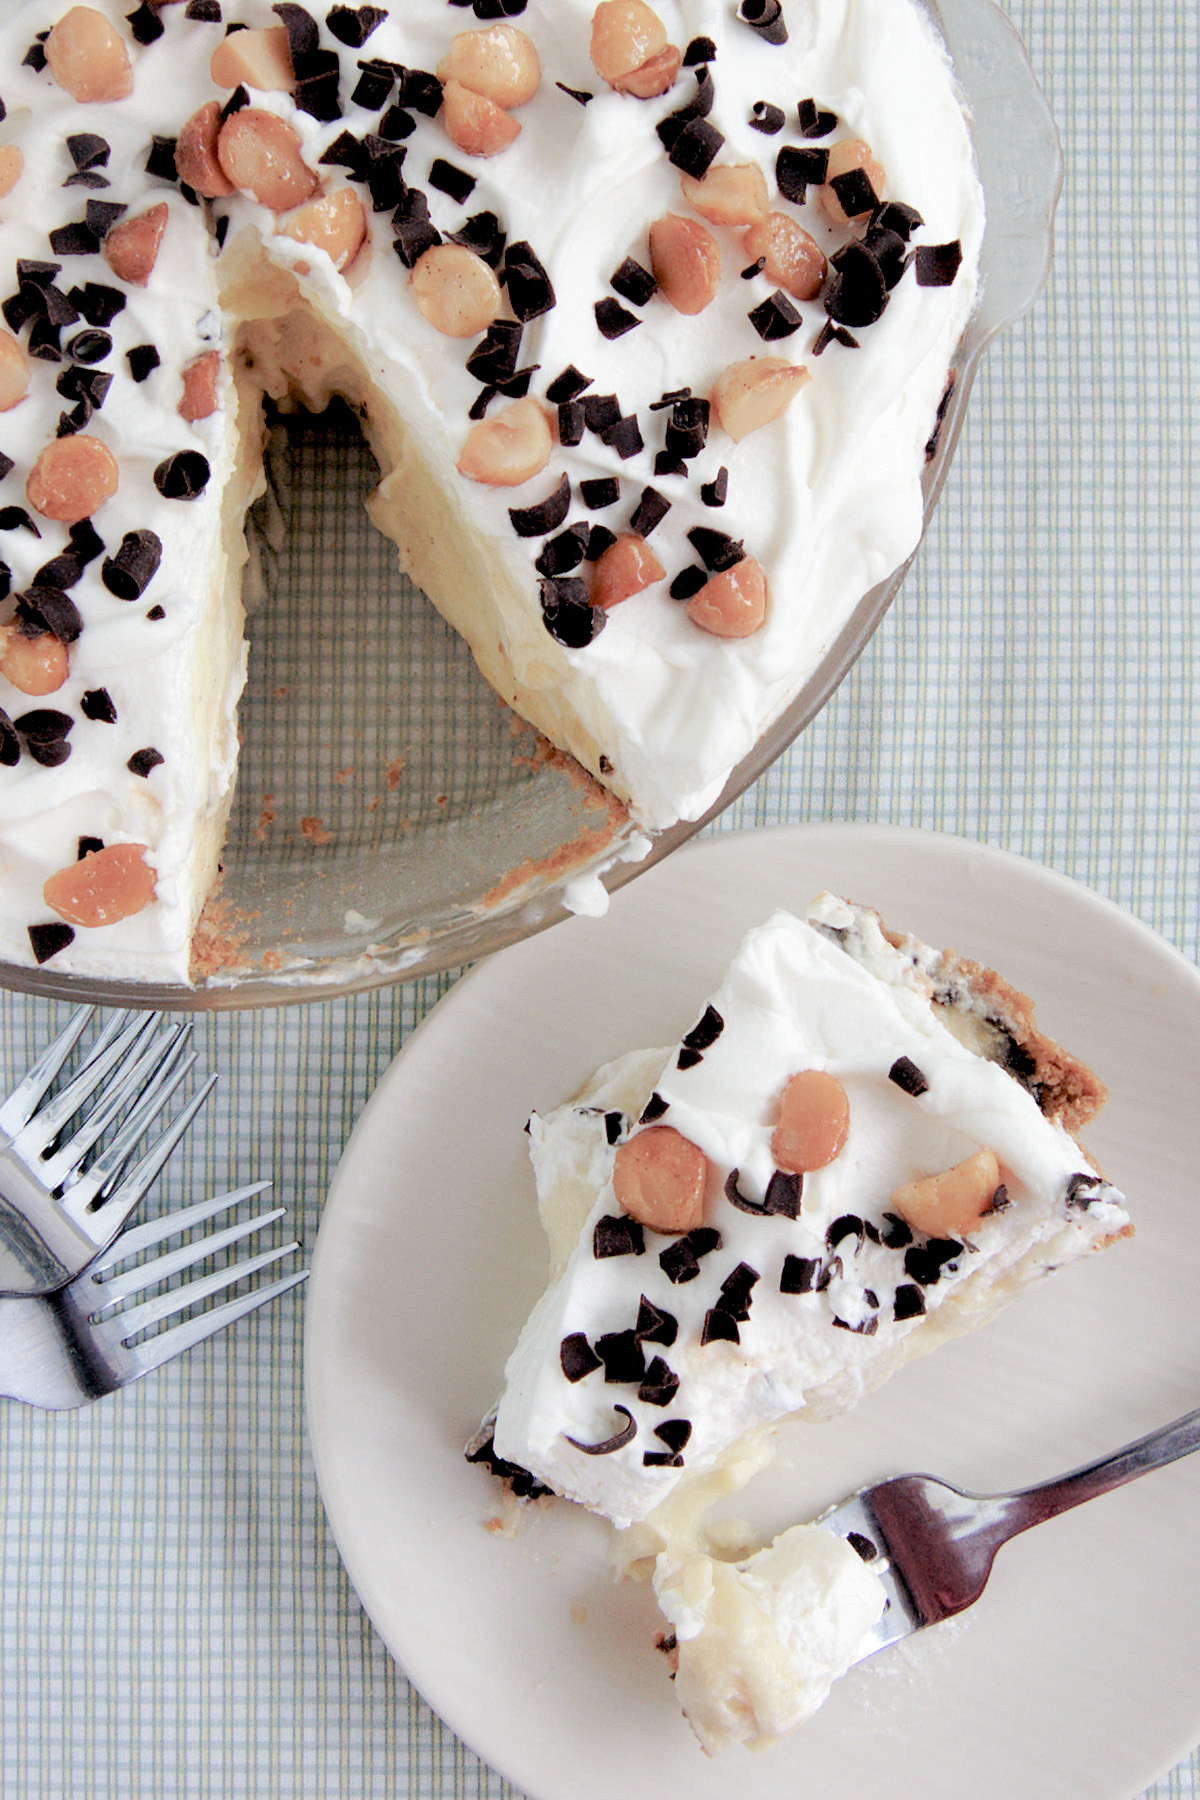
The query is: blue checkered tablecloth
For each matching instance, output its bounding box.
[1,0,1197,1794]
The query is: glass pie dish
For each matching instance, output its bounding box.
[0,0,1063,1010]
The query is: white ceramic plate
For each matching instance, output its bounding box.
[306,825,1200,1800]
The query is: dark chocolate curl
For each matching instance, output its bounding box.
[102,529,162,601]
[508,473,570,538]
[739,0,788,43]
[564,1405,636,1456]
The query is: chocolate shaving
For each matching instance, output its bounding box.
[70,283,124,327]
[669,566,707,601]
[639,1092,667,1123]
[154,451,210,501]
[398,70,443,117]
[596,1329,646,1383]
[326,4,388,46]
[797,98,837,137]
[827,1213,864,1251]
[684,36,716,65]
[665,397,709,460]
[429,158,475,203]
[78,836,103,860]
[1064,1173,1112,1211]
[19,588,81,644]
[80,688,117,724]
[540,575,602,646]
[546,366,592,404]
[638,1357,679,1407]
[557,401,584,446]
[681,1002,723,1053]
[595,298,639,339]
[351,59,394,109]
[724,1168,770,1215]
[65,329,112,366]
[880,1211,912,1249]
[688,526,744,571]
[862,224,909,289]
[657,68,715,152]
[893,1282,926,1320]
[830,167,879,218]
[740,257,767,280]
[889,1055,929,1096]
[29,922,74,964]
[49,222,101,259]
[749,290,803,340]
[560,1333,601,1382]
[667,117,724,179]
[0,508,41,537]
[718,1263,759,1320]
[811,321,859,356]
[749,100,785,135]
[565,1406,636,1456]
[653,454,687,479]
[610,256,657,307]
[763,1169,802,1218]
[776,144,828,203]
[634,1296,677,1347]
[604,1111,624,1145]
[739,0,787,43]
[555,82,592,105]
[655,1419,692,1454]
[0,709,17,768]
[185,0,222,17]
[874,200,924,240]
[630,487,670,537]
[832,1313,879,1336]
[599,414,643,460]
[466,319,522,385]
[127,747,165,778]
[779,1254,820,1295]
[501,241,555,321]
[126,1,165,42]
[580,476,619,509]
[67,134,110,173]
[987,1183,1011,1215]
[447,210,505,266]
[32,553,82,590]
[127,344,160,383]
[701,466,728,508]
[700,1307,740,1346]
[825,243,888,327]
[534,525,589,578]
[925,371,956,461]
[508,472,570,538]
[915,241,963,287]
[14,708,72,745]
[102,530,162,601]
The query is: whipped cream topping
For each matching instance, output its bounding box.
[489,899,1128,1528]
[0,0,982,979]
[653,1521,887,1753]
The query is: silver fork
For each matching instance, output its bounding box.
[819,1403,1200,1663]
[0,1007,217,1297]
[0,1180,307,1408]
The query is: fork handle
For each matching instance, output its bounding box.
[1002,1403,1200,1533]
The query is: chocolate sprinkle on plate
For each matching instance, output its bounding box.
[611,257,658,307]
[565,1406,636,1457]
[915,241,963,287]
[889,1054,929,1096]
[779,1254,820,1295]
[580,475,619,509]
[127,747,165,779]
[560,1332,601,1382]
[508,472,570,537]
[776,144,828,203]
[595,298,640,340]
[29,922,74,965]
[630,487,670,537]
[739,0,788,44]
[749,290,803,340]
[749,100,785,135]
[154,451,211,501]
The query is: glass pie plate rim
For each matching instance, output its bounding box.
[0,0,1064,1011]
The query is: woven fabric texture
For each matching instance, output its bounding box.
[1,0,1197,1794]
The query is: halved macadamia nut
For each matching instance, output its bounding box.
[711,357,811,443]
[649,214,720,316]
[441,80,522,157]
[0,331,30,413]
[819,138,886,225]
[0,622,69,696]
[891,1147,1003,1238]
[210,25,294,93]
[681,163,769,228]
[771,1069,851,1173]
[45,6,133,104]
[411,243,502,338]
[179,351,221,423]
[176,102,236,198]
[437,25,541,110]
[591,0,677,96]
[43,842,157,929]
[591,533,665,609]
[457,398,552,487]
[103,202,168,288]
[278,187,367,273]
[26,434,118,523]
[217,109,318,212]
[612,1125,708,1233]
[686,555,768,638]
[0,147,23,200]
[742,212,826,301]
